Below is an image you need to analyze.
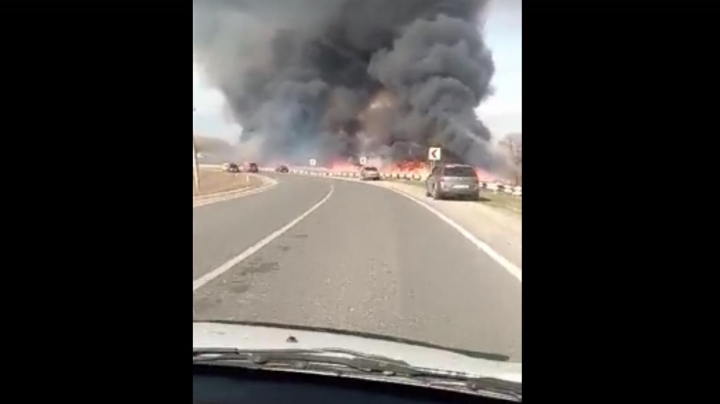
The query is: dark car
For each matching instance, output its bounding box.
[276,165,289,173]
[425,164,480,200]
[226,163,240,173]
[247,162,259,173]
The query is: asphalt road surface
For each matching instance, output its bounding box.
[193,174,522,361]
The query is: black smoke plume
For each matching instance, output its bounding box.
[193,0,496,167]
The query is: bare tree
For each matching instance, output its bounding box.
[499,133,522,186]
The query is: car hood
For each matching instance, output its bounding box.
[193,321,521,384]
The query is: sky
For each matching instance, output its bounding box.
[475,0,522,138]
[193,0,522,144]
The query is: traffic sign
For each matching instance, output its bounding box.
[359,156,367,165]
[309,158,317,166]
[428,147,441,161]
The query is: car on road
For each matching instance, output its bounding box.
[246,162,259,173]
[225,163,240,173]
[360,166,381,181]
[276,165,289,173]
[425,164,480,200]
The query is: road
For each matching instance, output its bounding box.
[193,174,522,361]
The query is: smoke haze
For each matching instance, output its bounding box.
[193,0,497,168]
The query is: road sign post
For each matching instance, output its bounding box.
[192,107,200,193]
[192,135,200,193]
[428,147,441,170]
[309,158,317,167]
[359,156,367,165]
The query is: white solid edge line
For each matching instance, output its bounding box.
[193,184,335,291]
[323,176,521,282]
[382,185,522,282]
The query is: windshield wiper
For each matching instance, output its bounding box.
[193,347,521,401]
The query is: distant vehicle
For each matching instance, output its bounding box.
[360,166,380,181]
[246,162,259,173]
[425,164,480,200]
[276,165,289,173]
[226,163,240,173]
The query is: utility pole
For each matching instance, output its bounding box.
[192,107,200,193]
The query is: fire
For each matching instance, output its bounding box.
[290,158,505,184]
[392,161,431,177]
[473,167,497,183]
[328,160,505,183]
[327,159,429,177]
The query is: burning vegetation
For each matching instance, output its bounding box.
[193,0,514,180]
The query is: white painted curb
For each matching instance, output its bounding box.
[193,174,278,208]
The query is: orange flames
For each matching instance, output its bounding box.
[327,160,430,177]
[325,159,501,183]
[262,158,503,184]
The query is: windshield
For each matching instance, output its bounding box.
[193,0,522,376]
[443,166,477,177]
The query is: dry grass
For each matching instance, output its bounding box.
[388,179,522,215]
[481,191,522,215]
[192,169,263,197]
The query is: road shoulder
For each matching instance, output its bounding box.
[366,180,522,269]
[193,171,276,208]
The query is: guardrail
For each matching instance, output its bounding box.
[197,164,521,196]
[258,166,522,197]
